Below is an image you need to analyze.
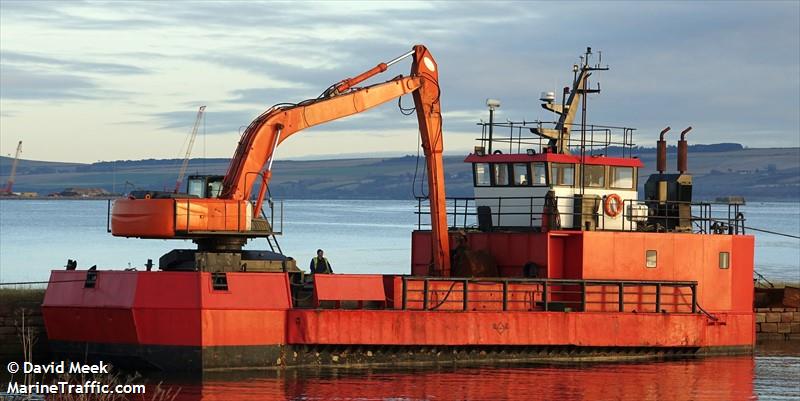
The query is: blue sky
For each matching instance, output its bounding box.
[1,1,798,163]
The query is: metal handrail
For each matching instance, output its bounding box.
[477,120,637,159]
[401,276,697,313]
[174,197,284,236]
[414,195,747,235]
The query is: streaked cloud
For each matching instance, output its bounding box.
[0,1,797,162]
[1,65,97,100]
[2,51,148,75]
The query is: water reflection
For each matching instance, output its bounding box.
[168,357,761,401]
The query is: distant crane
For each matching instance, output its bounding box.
[174,106,206,193]
[2,141,22,195]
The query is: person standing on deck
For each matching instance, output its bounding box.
[310,249,333,274]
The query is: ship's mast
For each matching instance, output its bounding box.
[533,47,608,156]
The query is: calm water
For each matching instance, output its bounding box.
[157,344,800,401]
[0,199,420,283]
[0,199,799,400]
[0,199,797,282]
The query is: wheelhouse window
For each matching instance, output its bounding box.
[532,162,547,186]
[551,163,575,186]
[583,165,606,188]
[513,163,529,186]
[474,163,491,187]
[493,163,510,186]
[610,166,634,189]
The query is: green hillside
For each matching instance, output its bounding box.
[1,146,797,201]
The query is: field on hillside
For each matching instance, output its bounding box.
[1,147,798,200]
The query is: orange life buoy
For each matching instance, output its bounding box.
[604,194,623,217]
[144,193,152,199]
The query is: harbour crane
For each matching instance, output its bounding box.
[174,106,206,193]
[2,141,22,195]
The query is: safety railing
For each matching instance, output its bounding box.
[415,195,747,235]
[175,198,284,236]
[400,277,698,314]
[621,199,746,235]
[476,120,637,159]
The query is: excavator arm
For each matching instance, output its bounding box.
[223,76,421,204]
[111,45,451,276]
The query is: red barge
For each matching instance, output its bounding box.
[42,46,755,372]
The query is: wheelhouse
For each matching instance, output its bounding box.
[464,122,643,231]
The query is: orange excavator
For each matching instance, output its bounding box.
[111,45,451,276]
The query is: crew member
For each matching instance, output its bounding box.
[310,249,333,274]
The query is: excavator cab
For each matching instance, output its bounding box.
[129,175,223,200]
[187,175,224,198]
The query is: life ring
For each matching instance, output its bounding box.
[604,194,623,217]
[144,193,152,199]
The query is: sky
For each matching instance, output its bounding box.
[0,0,798,163]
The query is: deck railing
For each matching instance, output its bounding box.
[415,196,747,235]
[476,120,637,159]
[400,277,698,314]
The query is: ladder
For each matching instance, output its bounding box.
[261,208,282,254]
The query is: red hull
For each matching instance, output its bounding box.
[42,270,754,349]
[42,231,755,371]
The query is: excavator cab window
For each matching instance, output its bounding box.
[187,178,204,197]
[207,180,222,198]
[187,175,224,198]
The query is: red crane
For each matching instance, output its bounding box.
[2,141,22,195]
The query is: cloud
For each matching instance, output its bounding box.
[0,1,797,163]
[227,87,314,105]
[149,108,259,135]
[0,0,165,31]
[0,65,97,100]
[2,50,148,75]
[0,49,147,101]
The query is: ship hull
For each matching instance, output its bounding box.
[47,341,752,373]
[42,270,754,373]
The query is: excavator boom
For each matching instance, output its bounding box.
[111,45,451,276]
[222,77,422,201]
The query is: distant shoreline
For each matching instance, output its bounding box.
[2,147,798,202]
[0,196,122,201]
[0,196,796,203]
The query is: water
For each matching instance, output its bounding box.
[0,199,798,400]
[0,199,419,283]
[745,202,800,283]
[1,199,797,283]
[153,345,799,400]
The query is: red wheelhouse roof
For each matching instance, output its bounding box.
[464,152,644,168]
